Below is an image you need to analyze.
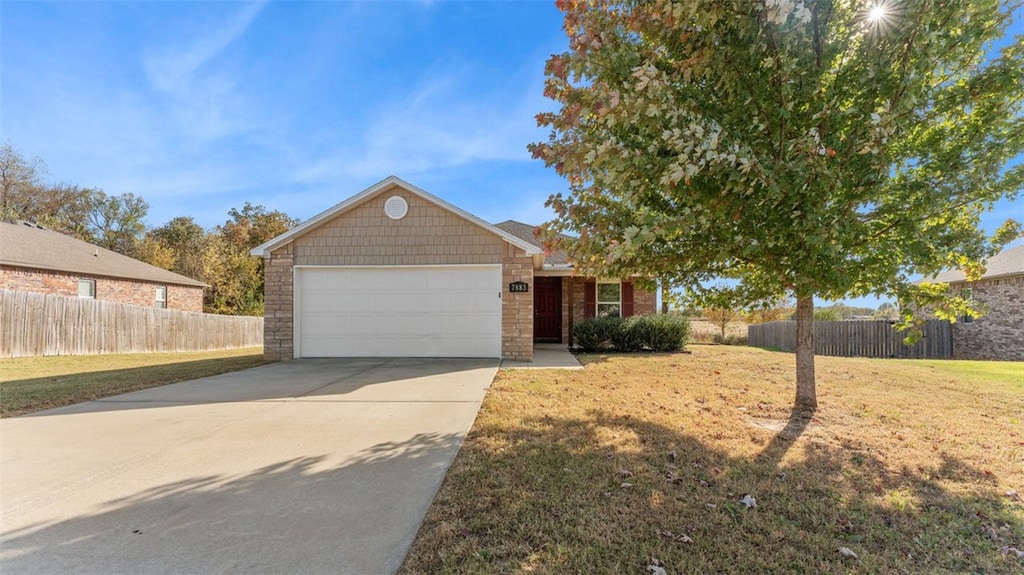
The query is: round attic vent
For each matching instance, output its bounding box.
[384,195,408,220]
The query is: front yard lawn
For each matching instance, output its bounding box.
[0,347,267,417]
[401,346,1024,574]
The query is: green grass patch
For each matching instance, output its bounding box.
[1,348,267,417]
[922,359,1024,387]
[401,347,1024,574]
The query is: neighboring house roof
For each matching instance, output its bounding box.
[250,176,543,258]
[928,243,1024,283]
[492,220,571,268]
[0,221,207,288]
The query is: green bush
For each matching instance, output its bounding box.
[611,315,646,352]
[573,314,691,353]
[572,316,622,352]
[638,313,691,352]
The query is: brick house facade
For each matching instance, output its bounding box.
[948,276,1024,361]
[929,244,1024,361]
[252,177,658,362]
[0,221,205,312]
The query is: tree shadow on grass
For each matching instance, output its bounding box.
[401,409,1024,574]
[1,432,463,574]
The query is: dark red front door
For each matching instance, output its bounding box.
[534,277,562,342]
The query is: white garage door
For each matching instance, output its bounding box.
[296,266,502,358]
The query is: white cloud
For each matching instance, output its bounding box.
[292,65,550,185]
[144,1,266,94]
[142,1,267,141]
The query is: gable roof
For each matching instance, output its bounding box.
[0,221,206,288]
[492,220,571,267]
[928,243,1024,283]
[250,176,542,257]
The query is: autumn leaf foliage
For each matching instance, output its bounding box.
[532,0,1022,305]
[531,0,1024,405]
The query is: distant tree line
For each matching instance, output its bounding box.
[1,142,297,316]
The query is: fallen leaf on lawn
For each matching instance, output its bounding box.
[1006,490,1020,501]
[657,529,694,544]
[739,494,757,509]
[646,558,667,575]
[617,469,634,478]
[621,482,634,488]
[838,547,859,559]
[667,450,677,461]
[999,546,1024,559]
[706,503,717,509]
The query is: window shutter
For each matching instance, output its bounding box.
[584,280,596,318]
[621,281,634,317]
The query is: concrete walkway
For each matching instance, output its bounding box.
[0,358,497,574]
[500,343,583,370]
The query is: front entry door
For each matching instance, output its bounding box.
[534,277,562,342]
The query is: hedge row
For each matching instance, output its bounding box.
[572,314,691,353]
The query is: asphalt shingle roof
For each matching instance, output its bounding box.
[492,220,571,266]
[928,243,1024,283]
[0,221,206,287]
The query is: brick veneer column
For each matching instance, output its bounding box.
[263,244,294,360]
[502,244,533,361]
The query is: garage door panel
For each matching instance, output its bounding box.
[297,266,501,358]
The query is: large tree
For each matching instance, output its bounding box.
[206,203,298,316]
[87,191,149,256]
[531,0,1023,407]
[146,216,208,281]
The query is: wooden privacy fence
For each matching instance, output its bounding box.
[748,319,953,359]
[0,289,263,358]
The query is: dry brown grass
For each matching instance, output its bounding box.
[401,346,1024,574]
[690,319,748,343]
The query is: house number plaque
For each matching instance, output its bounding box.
[509,281,529,293]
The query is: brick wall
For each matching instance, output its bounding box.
[0,265,202,312]
[950,276,1024,361]
[263,244,294,361]
[502,244,533,361]
[292,188,505,265]
[634,282,658,315]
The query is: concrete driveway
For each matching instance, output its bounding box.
[1,358,497,574]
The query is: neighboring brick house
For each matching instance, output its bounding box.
[929,243,1024,361]
[0,220,206,312]
[250,176,657,361]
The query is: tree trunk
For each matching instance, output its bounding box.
[794,295,817,408]
[660,279,670,314]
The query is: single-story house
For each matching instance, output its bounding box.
[250,176,656,361]
[929,243,1024,361]
[0,220,206,312]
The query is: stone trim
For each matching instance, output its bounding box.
[263,244,294,361]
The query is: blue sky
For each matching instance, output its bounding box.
[3,1,1021,309]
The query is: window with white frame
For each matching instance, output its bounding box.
[155,286,167,309]
[78,279,96,299]
[597,281,621,317]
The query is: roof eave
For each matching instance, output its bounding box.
[0,260,208,288]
